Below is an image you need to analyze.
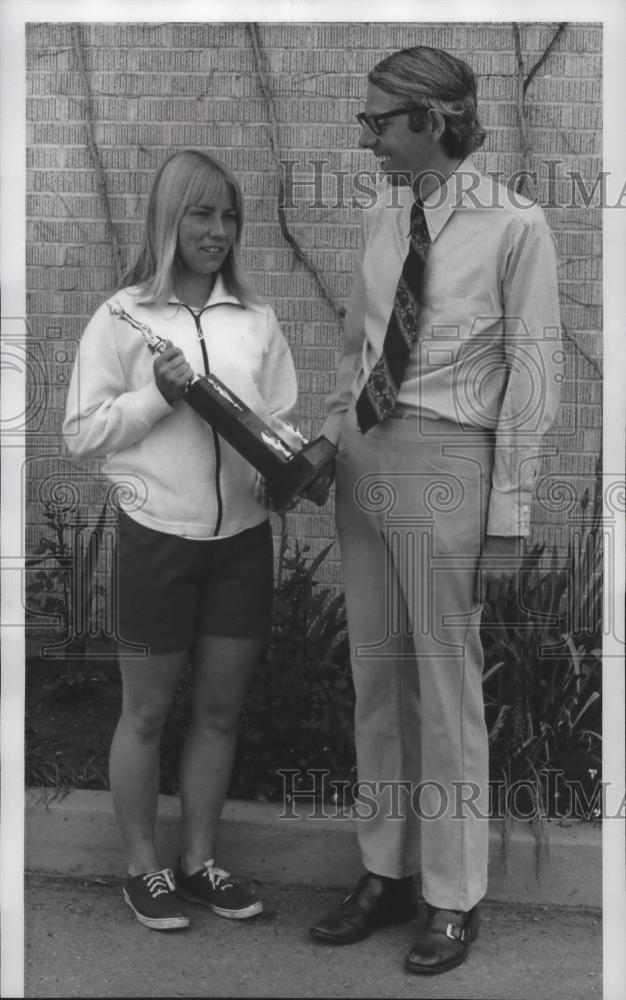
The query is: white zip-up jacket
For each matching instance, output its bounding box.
[62,278,302,539]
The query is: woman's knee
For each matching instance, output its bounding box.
[117,699,171,741]
[116,651,186,740]
[190,701,240,737]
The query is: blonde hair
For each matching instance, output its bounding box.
[121,149,260,307]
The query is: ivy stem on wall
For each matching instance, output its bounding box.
[512,22,567,197]
[512,22,601,381]
[247,22,345,323]
[71,23,124,284]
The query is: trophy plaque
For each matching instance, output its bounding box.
[108,301,336,508]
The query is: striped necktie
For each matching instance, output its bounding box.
[355,200,430,433]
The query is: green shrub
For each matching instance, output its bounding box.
[26,474,602,821]
[481,466,602,823]
[26,498,111,676]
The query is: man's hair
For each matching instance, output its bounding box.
[369,46,486,159]
[121,148,260,307]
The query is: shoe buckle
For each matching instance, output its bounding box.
[445,921,467,942]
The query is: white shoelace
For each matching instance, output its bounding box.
[199,859,233,891]
[143,868,176,898]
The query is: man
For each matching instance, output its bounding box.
[307,46,561,975]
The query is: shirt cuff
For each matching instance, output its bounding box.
[320,411,347,447]
[487,487,532,537]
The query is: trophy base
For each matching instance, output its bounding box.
[265,436,336,508]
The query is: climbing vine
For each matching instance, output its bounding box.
[512,22,568,197]
[245,21,601,382]
[512,23,601,382]
[71,22,124,284]
[247,22,345,323]
[67,23,601,382]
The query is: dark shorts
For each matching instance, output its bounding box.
[115,513,274,654]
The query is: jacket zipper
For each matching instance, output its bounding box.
[178,303,223,536]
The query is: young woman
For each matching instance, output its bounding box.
[63,149,304,931]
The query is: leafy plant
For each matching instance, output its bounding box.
[27,499,110,638]
[25,467,603,826]
[482,461,602,829]
[25,740,109,794]
[26,498,112,693]
[26,501,75,632]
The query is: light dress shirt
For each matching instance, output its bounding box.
[321,158,562,536]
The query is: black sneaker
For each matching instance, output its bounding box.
[175,858,263,919]
[123,868,190,931]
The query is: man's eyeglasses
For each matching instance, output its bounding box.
[355,106,419,136]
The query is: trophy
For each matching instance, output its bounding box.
[107,301,336,508]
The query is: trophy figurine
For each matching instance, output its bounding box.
[108,301,336,508]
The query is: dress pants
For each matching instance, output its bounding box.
[335,406,494,912]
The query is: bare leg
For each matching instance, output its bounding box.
[179,634,265,873]
[109,650,187,875]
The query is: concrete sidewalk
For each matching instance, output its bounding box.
[25,788,601,907]
[20,789,604,1000]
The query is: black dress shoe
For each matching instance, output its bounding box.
[405,904,479,975]
[309,872,417,945]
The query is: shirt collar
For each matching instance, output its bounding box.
[169,273,244,310]
[422,157,482,241]
[395,157,486,243]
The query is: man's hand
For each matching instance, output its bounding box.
[154,341,195,405]
[475,534,525,604]
[300,459,335,507]
[299,437,337,507]
[254,475,300,513]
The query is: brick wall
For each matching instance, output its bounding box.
[25,20,603,590]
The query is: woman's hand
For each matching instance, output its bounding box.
[153,341,195,405]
